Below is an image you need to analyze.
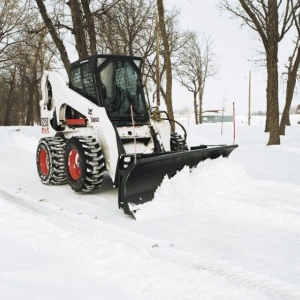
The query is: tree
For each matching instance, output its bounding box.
[34,0,70,73]
[142,6,186,109]
[156,0,174,125]
[280,8,300,135]
[174,32,217,124]
[95,0,156,57]
[0,67,16,125]
[0,0,39,125]
[0,0,28,68]
[34,0,121,75]
[17,27,56,125]
[0,4,57,126]
[220,0,300,145]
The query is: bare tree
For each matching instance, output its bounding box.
[34,0,121,75]
[142,6,184,106]
[157,0,174,125]
[34,0,70,72]
[81,0,97,54]
[96,0,156,57]
[0,0,28,68]
[280,7,300,135]
[19,29,56,125]
[1,66,16,125]
[174,32,217,124]
[0,9,57,126]
[220,0,300,145]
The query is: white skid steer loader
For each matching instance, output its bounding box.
[36,54,237,216]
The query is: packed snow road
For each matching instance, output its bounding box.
[1,120,300,299]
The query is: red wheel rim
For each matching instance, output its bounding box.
[39,148,49,176]
[68,149,81,180]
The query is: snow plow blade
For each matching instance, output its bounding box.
[118,144,238,216]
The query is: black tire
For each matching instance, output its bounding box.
[36,137,67,185]
[65,136,105,192]
[170,133,189,151]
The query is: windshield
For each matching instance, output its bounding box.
[99,60,148,121]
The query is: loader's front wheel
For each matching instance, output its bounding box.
[36,137,67,185]
[65,136,105,192]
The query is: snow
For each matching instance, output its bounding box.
[1,115,300,299]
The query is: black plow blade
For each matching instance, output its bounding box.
[118,144,238,216]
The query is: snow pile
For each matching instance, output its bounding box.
[134,157,248,220]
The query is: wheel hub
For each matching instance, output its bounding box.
[39,148,49,176]
[68,149,81,180]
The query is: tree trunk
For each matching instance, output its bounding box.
[198,89,204,124]
[280,79,294,135]
[68,0,88,59]
[35,0,70,75]
[157,0,174,129]
[81,0,97,55]
[264,85,269,132]
[280,43,300,135]
[25,87,34,126]
[265,45,280,144]
[193,92,198,124]
[35,83,41,124]
[3,68,17,126]
[266,0,280,145]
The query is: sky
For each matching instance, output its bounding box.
[166,0,299,115]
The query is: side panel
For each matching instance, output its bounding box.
[152,120,171,151]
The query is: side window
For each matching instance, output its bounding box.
[70,63,96,100]
[81,63,96,98]
[70,66,83,90]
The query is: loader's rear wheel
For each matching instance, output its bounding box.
[36,137,67,185]
[65,136,105,192]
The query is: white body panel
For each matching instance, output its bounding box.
[117,125,155,154]
[152,120,171,152]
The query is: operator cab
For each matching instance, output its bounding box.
[69,55,149,126]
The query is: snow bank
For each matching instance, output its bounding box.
[134,157,248,220]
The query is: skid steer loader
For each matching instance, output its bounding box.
[36,54,237,216]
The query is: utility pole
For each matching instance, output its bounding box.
[248,70,251,126]
[152,13,161,122]
[155,14,160,107]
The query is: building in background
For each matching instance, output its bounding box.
[202,110,233,123]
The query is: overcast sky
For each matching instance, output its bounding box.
[166,0,296,115]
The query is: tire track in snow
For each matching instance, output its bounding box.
[1,188,300,299]
[0,189,235,300]
[134,231,300,300]
[194,258,300,300]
